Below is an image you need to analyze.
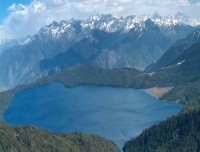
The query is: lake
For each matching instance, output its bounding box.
[4,83,182,148]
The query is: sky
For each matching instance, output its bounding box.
[0,0,200,40]
[0,0,30,23]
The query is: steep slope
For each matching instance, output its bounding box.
[150,28,200,70]
[0,20,87,90]
[172,41,200,64]
[0,121,120,152]
[123,110,200,152]
[95,19,172,69]
[160,42,200,103]
[132,42,200,103]
[40,30,124,70]
[40,19,172,71]
[155,42,200,84]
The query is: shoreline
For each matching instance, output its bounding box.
[0,82,176,121]
[143,86,174,99]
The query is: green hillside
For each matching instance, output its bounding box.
[123,109,200,152]
[0,121,120,152]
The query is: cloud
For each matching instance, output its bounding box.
[0,0,200,40]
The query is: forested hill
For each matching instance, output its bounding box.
[123,108,200,152]
[0,121,120,152]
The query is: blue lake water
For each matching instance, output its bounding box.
[4,83,182,148]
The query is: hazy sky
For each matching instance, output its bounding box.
[0,0,200,40]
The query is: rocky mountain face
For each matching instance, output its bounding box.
[39,30,125,70]
[39,13,199,71]
[94,19,172,69]
[40,18,173,70]
[0,13,199,90]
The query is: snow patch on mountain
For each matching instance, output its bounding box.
[19,37,34,45]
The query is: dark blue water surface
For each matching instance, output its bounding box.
[4,83,182,148]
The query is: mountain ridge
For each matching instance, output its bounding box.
[20,13,200,44]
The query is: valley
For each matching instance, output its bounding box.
[0,9,200,152]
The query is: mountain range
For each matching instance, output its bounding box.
[0,13,199,91]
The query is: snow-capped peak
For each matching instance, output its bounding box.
[19,13,200,44]
[38,19,77,39]
[37,14,152,40]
